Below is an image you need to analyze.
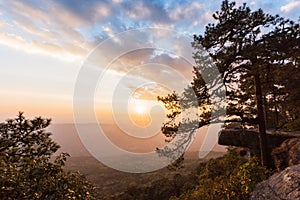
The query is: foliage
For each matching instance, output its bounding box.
[113,149,271,200]
[158,0,300,167]
[112,172,198,200]
[175,149,270,200]
[0,113,97,200]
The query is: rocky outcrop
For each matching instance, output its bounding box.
[218,129,298,153]
[218,129,300,166]
[219,129,300,199]
[272,138,300,171]
[250,164,300,200]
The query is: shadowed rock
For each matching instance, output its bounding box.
[250,164,300,200]
[218,129,300,167]
[272,138,300,171]
[218,129,298,156]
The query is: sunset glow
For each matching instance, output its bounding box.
[128,99,157,128]
[134,104,147,115]
[1,1,298,197]
[130,113,152,128]
[0,0,298,123]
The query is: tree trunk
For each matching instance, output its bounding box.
[254,72,269,166]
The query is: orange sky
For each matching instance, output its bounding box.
[1,0,297,123]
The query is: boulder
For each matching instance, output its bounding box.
[250,164,300,200]
[272,138,300,171]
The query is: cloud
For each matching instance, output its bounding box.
[0,31,84,61]
[3,0,290,63]
[92,2,112,20]
[234,0,257,6]
[12,17,60,42]
[101,47,194,100]
[7,1,52,26]
[0,0,95,61]
[280,1,300,12]
[123,1,152,20]
[131,83,171,100]
[121,0,171,24]
[149,51,194,80]
[168,2,202,21]
[51,0,110,24]
[0,32,27,49]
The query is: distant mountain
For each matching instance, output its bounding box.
[49,124,90,157]
[49,123,226,158]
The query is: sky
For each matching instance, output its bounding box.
[0,0,299,124]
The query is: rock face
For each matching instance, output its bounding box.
[272,138,300,171]
[218,129,299,166]
[218,129,297,153]
[219,129,300,199]
[250,164,300,200]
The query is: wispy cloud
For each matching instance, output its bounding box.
[0,0,298,61]
[0,0,223,61]
[280,1,300,13]
[0,0,94,60]
[168,2,202,21]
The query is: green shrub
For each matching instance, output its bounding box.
[178,149,270,200]
[112,149,271,200]
[0,113,97,199]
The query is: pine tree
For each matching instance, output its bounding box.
[158,1,300,167]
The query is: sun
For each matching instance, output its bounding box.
[129,101,151,127]
[134,104,146,114]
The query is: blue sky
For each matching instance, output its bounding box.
[0,0,299,123]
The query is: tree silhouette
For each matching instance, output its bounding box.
[0,112,97,199]
[158,0,300,166]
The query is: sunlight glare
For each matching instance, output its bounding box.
[135,104,146,114]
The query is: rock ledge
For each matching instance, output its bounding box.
[250,164,300,200]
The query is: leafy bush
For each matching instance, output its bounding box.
[0,113,97,199]
[113,173,198,200]
[114,148,271,200]
[177,149,270,200]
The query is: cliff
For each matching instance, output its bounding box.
[250,164,300,200]
[218,129,299,159]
